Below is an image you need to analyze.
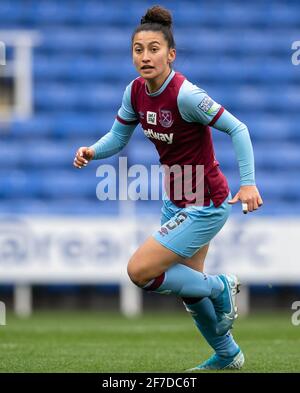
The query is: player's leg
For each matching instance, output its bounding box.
[149,194,239,336]
[127,235,224,298]
[127,191,222,295]
[182,246,244,370]
[181,242,208,272]
[127,196,226,300]
[128,194,239,335]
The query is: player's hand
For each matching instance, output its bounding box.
[73,146,95,169]
[228,185,263,214]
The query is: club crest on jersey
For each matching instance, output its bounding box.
[159,109,174,128]
[147,111,157,125]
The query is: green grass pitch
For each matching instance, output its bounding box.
[0,311,299,372]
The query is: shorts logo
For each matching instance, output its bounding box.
[147,111,157,125]
[158,227,169,236]
[198,96,215,113]
[159,110,174,128]
[158,213,188,236]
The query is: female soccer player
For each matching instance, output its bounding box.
[73,5,263,371]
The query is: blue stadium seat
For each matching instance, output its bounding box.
[256,172,300,201]
[34,83,123,111]
[0,197,119,215]
[39,28,131,54]
[34,55,136,82]
[0,142,23,168]
[52,115,111,138]
[254,144,300,170]
[0,170,40,198]
[0,1,23,25]
[9,116,54,137]
[242,116,299,141]
[20,142,74,168]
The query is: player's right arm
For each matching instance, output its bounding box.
[73,81,139,168]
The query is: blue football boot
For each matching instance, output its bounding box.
[186,349,245,371]
[211,274,240,336]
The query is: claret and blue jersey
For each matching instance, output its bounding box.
[91,69,255,208]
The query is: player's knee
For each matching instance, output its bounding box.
[127,258,148,287]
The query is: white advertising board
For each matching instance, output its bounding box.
[0,216,299,285]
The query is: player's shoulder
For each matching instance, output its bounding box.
[124,77,142,90]
[178,77,207,98]
[177,77,208,110]
[122,77,144,102]
[125,76,145,96]
[132,76,145,87]
[177,75,221,121]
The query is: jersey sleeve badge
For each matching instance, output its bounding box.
[198,95,220,115]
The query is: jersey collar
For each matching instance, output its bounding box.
[145,69,175,97]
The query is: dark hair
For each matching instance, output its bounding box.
[132,5,176,49]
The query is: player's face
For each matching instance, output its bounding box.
[132,31,176,81]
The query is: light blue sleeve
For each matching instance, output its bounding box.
[178,80,222,125]
[177,80,255,186]
[89,81,138,160]
[89,119,136,160]
[117,80,139,123]
[213,110,255,186]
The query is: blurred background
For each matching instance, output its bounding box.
[0,0,300,318]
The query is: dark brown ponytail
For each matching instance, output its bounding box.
[132,5,176,49]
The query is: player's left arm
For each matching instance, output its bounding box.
[178,81,263,212]
[212,109,263,212]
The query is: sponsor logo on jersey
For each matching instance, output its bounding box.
[159,109,174,128]
[147,111,157,125]
[144,128,174,144]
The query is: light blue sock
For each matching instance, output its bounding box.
[183,297,239,358]
[143,263,224,298]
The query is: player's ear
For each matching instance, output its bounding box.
[167,48,176,64]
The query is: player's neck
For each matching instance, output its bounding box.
[145,68,172,94]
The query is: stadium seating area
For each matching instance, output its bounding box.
[1,0,300,216]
